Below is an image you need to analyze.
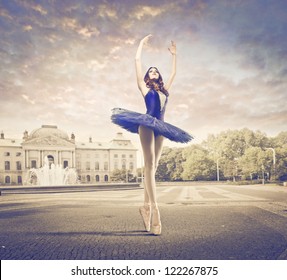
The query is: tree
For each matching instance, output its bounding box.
[182,145,216,181]
[110,169,135,182]
[271,132,287,180]
[156,147,184,181]
[237,147,271,180]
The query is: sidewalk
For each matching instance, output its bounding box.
[0,182,141,195]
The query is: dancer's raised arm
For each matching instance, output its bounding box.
[164,41,177,91]
[135,34,152,96]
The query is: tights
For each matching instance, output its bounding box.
[139,125,164,224]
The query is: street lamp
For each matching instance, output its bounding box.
[262,164,265,185]
[216,158,220,181]
[266,148,276,181]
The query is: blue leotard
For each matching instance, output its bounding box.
[111,89,193,143]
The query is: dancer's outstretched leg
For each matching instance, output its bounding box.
[139,125,156,203]
[154,135,164,172]
[140,180,151,231]
[139,126,161,234]
[150,135,164,234]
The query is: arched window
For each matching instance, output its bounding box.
[47,155,54,165]
[31,160,37,168]
[16,161,22,170]
[129,162,134,170]
[96,175,100,182]
[5,161,10,170]
[5,176,10,184]
[18,176,22,184]
[104,175,108,182]
[122,160,126,169]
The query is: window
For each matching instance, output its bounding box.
[76,161,81,169]
[47,155,54,165]
[87,175,91,182]
[86,161,90,171]
[16,161,22,171]
[122,154,126,158]
[122,161,126,169]
[129,154,133,158]
[63,160,68,168]
[96,175,100,182]
[129,162,134,170]
[18,176,22,184]
[16,152,21,157]
[104,175,108,182]
[104,162,108,171]
[114,162,118,169]
[31,160,37,168]
[5,176,10,184]
[4,152,10,156]
[5,161,10,171]
[95,162,99,170]
[114,154,118,158]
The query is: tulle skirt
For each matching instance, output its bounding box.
[111,108,193,143]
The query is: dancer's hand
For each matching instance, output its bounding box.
[168,40,176,55]
[141,34,152,45]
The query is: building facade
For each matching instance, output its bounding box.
[0,125,137,185]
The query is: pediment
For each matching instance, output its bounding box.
[23,135,75,147]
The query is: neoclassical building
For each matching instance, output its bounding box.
[0,125,137,185]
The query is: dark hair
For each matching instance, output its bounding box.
[144,67,169,96]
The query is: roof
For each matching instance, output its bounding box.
[29,125,69,140]
[76,141,110,150]
[109,132,137,150]
[0,138,22,148]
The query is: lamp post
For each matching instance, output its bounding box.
[266,148,276,181]
[216,158,220,181]
[262,164,265,185]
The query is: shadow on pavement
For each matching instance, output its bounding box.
[36,230,152,237]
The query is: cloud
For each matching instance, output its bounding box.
[97,3,118,19]
[31,4,48,15]
[0,0,286,144]
[0,8,14,20]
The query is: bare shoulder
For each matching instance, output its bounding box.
[140,86,149,97]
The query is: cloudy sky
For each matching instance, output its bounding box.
[0,0,286,149]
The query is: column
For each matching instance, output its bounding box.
[38,150,41,168]
[42,151,45,166]
[72,151,76,168]
[25,150,29,169]
[58,151,61,165]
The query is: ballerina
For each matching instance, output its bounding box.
[111,34,193,235]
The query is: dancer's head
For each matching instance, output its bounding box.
[144,67,169,96]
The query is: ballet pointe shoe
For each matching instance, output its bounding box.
[139,205,151,232]
[151,207,161,235]
[151,224,162,235]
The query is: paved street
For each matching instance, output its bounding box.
[0,183,287,260]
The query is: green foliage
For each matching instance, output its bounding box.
[155,128,287,182]
[182,145,216,181]
[156,147,184,181]
[110,169,135,182]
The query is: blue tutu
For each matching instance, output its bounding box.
[111,90,193,143]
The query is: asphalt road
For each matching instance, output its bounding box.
[0,183,287,260]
